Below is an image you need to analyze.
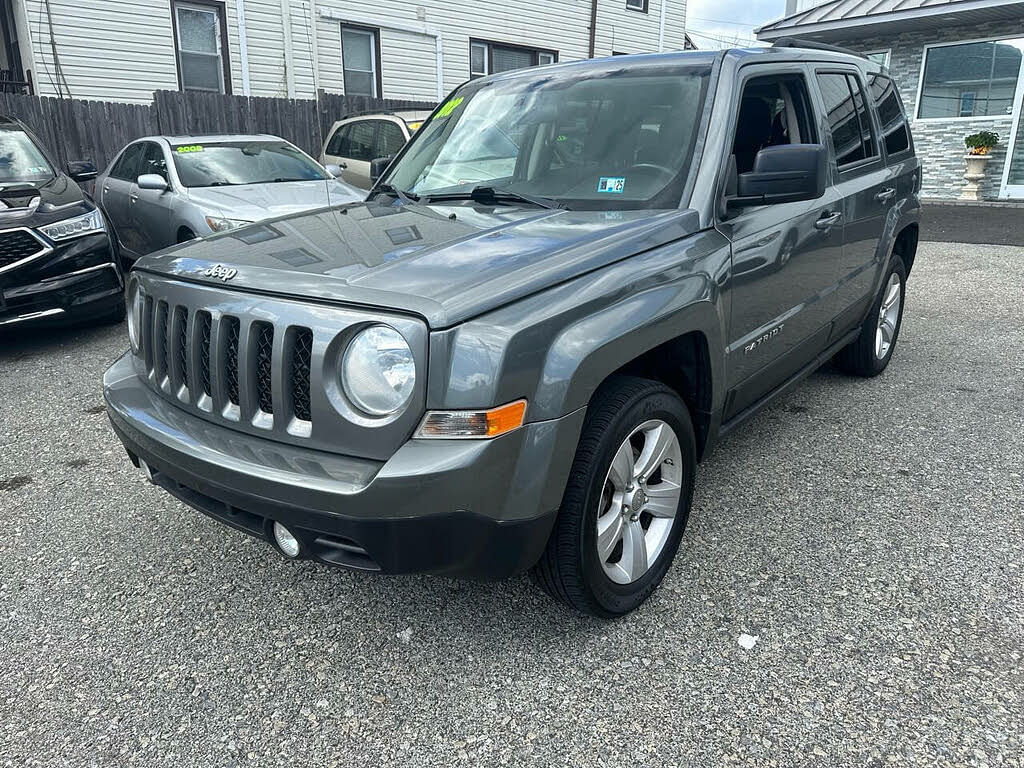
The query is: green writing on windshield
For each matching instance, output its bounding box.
[435,97,464,119]
[175,144,204,153]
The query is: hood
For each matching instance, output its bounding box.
[0,173,90,227]
[135,200,702,328]
[185,179,363,221]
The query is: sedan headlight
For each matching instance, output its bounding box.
[127,278,144,352]
[342,325,415,416]
[38,208,105,241]
[205,215,252,233]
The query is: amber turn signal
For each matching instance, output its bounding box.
[415,400,528,439]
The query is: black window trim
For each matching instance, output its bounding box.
[867,72,914,162]
[813,67,883,178]
[170,0,232,95]
[340,22,383,98]
[626,0,650,12]
[468,38,558,79]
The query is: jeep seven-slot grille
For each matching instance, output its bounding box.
[0,229,47,270]
[140,299,315,432]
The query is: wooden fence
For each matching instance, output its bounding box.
[0,90,435,173]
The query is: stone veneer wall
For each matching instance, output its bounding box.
[831,19,1024,200]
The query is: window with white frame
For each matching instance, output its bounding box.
[173,1,229,93]
[626,0,649,11]
[468,40,557,78]
[918,37,1024,119]
[342,24,380,97]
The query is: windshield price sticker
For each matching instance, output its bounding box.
[175,144,204,153]
[597,176,626,194]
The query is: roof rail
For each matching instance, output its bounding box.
[340,108,426,120]
[771,37,861,57]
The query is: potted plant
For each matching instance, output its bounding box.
[961,131,999,201]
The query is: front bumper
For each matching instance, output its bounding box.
[0,232,122,327]
[103,353,584,580]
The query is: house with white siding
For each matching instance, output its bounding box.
[0,0,691,104]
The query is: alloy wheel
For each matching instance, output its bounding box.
[875,272,902,360]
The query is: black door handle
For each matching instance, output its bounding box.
[814,211,842,230]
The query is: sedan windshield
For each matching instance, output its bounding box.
[172,141,329,188]
[0,127,54,184]
[384,62,711,210]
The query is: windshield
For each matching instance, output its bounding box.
[172,141,329,188]
[0,127,54,185]
[384,63,711,210]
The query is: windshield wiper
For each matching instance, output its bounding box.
[425,186,564,210]
[373,183,419,206]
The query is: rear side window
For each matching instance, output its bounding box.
[111,143,145,181]
[326,121,376,162]
[867,74,910,156]
[816,72,879,169]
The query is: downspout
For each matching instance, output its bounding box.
[237,0,251,95]
[588,0,598,57]
[280,0,296,97]
[434,30,444,100]
[658,0,667,52]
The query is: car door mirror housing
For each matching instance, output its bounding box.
[728,144,828,208]
[136,174,168,192]
[67,160,98,182]
[369,156,393,182]
[325,163,345,178]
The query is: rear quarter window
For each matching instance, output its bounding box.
[867,74,911,157]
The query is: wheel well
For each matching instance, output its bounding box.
[893,224,919,277]
[609,332,713,461]
[177,226,195,243]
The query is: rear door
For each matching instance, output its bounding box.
[323,119,378,188]
[100,142,145,258]
[719,66,846,421]
[130,142,176,255]
[811,69,891,333]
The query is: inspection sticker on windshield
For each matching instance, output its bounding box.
[175,144,204,153]
[597,176,626,194]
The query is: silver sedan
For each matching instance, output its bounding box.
[96,134,364,264]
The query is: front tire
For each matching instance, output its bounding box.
[532,376,696,617]
[836,255,907,376]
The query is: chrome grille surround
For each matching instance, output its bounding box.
[130,272,429,460]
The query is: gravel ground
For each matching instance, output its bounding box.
[1,241,1022,767]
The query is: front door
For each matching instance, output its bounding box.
[1000,45,1024,199]
[720,68,846,421]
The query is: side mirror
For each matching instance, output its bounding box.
[369,156,393,182]
[325,163,346,178]
[136,173,168,192]
[727,144,828,209]
[67,160,98,182]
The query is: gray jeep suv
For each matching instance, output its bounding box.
[104,45,920,616]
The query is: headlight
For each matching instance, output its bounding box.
[127,278,144,352]
[342,325,415,416]
[38,208,105,241]
[205,215,251,233]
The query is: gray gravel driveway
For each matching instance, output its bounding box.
[1,241,1022,767]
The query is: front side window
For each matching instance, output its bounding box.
[171,141,329,187]
[731,73,817,174]
[377,121,407,157]
[469,40,557,78]
[0,126,54,184]
[342,25,380,97]
[174,1,229,93]
[111,143,145,181]
[868,74,911,156]
[918,38,1024,118]
[140,143,169,181]
[817,72,879,169]
[385,63,712,210]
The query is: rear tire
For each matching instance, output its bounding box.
[836,255,907,377]
[532,376,696,617]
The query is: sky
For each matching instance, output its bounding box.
[684,0,788,50]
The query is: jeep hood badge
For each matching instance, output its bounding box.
[199,264,237,282]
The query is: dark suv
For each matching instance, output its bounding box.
[104,45,920,616]
[0,116,123,330]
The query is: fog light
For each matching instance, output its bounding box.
[272,522,301,558]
